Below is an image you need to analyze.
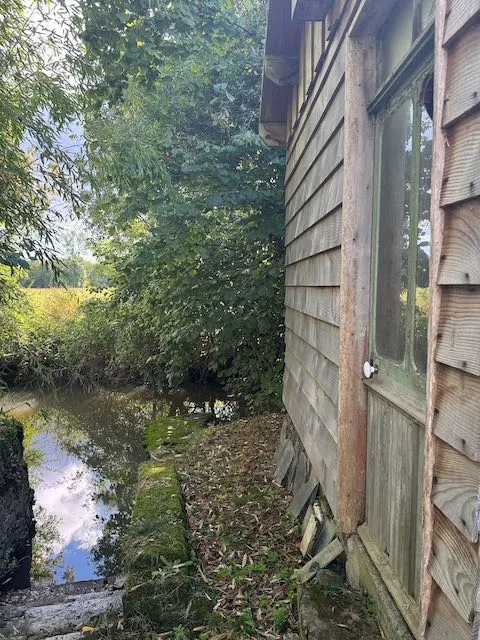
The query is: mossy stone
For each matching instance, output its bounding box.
[123,462,189,573]
[144,416,205,454]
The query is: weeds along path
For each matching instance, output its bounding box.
[179,414,302,638]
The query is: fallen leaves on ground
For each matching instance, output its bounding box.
[179,414,302,639]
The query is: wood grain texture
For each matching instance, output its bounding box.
[429,507,478,622]
[426,580,472,640]
[296,537,343,583]
[337,34,375,535]
[286,82,344,185]
[285,307,340,366]
[434,364,480,462]
[432,438,480,542]
[285,248,341,287]
[312,21,325,73]
[366,393,424,601]
[444,0,480,45]
[419,4,449,633]
[436,286,480,376]
[283,369,338,512]
[285,208,342,264]
[441,111,480,207]
[443,24,480,127]
[288,6,348,157]
[285,350,338,442]
[286,168,343,245]
[358,523,421,637]
[439,202,480,285]
[286,125,344,215]
[285,329,339,404]
[285,285,340,326]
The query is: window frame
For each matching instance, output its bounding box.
[369,28,434,398]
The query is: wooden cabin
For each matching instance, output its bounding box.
[260,0,480,637]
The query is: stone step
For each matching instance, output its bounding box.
[0,579,123,639]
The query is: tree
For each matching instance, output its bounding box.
[0,0,80,295]
[77,0,286,409]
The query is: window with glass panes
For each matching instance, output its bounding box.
[371,49,433,391]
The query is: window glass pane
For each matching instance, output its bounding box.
[414,95,433,374]
[376,99,413,363]
[379,0,414,86]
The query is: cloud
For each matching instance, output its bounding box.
[33,455,105,555]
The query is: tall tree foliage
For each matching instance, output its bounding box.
[0,0,79,292]
[80,0,286,410]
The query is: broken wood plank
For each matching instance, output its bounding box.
[289,473,319,518]
[300,512,318,557]
[312,517,337,556]
[274,438,295,485]
[296,537,343,584]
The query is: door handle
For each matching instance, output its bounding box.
[363,360,379,379]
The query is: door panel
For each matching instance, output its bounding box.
[366,392,425,599]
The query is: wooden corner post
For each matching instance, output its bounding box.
[337,34,376,535]
[419,0,448,636]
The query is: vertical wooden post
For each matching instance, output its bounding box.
[419,0,448,637]
[337,35,376,535]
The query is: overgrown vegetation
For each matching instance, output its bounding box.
[0,0,285,413]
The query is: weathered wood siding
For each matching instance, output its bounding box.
[283,0,356,516]
[425,2,480,636]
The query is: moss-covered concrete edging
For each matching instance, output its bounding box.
[122,415,212,631]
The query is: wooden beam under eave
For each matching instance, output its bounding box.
[259,123,287,147]
[264,54,299,86]
[292,0,334,22]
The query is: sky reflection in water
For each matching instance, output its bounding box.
[9,385,237,585]
[20,390,153,585]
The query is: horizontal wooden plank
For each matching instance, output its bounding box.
[286,208,342,263]
[286,124,344,214]
[285,307,340,365]
[428,507,478,622]
[288,19,347,159]
[434,364,480,462]
[444,0,480,46]
[441,111,480,207]
[426,580,472,640]
[286,84,345,192]
[439,201,480,284]
[283,369,338,513]
[432,438,480,542]
[285,248,341,287]
[285,328,339,404]
[285,350,338,442]
[285,285,340,326]
[358,523,421,637]
[443,24,480,127]
[286,168,343,245]
[436,286,480,376]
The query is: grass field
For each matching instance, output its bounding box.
[22,288,91,320]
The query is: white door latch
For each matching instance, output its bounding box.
[363,360,379,379]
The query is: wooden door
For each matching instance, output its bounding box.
[362,56,434,607]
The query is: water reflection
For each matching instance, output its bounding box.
[22,391,152,584]
[2,385,238,586]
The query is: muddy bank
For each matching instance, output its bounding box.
[0,417,34,589]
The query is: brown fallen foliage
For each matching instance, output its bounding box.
[179,414,302,639]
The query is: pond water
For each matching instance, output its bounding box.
[1,385,238,587]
